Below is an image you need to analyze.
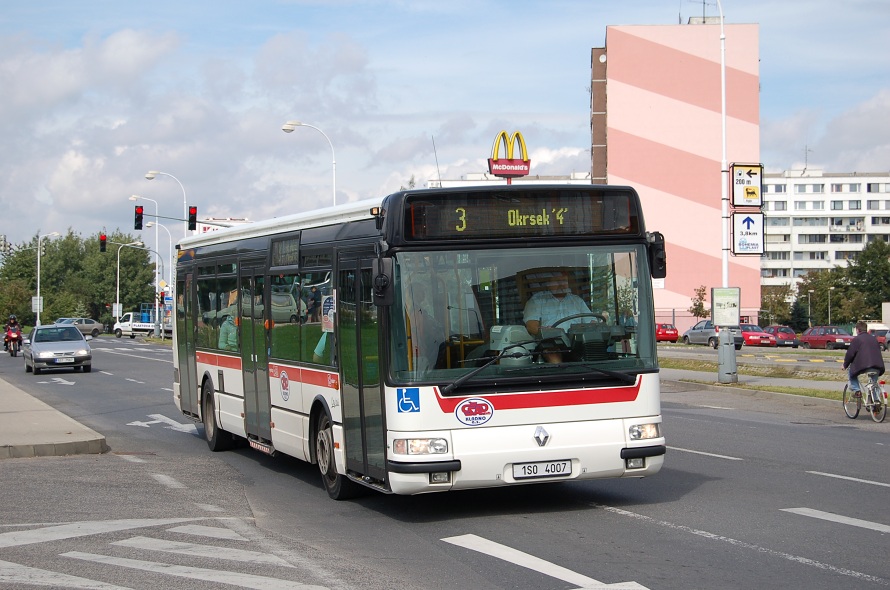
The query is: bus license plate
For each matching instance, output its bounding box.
[512,460,571,480]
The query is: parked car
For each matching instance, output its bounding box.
[681,320,743,350]
[655,323,679,342]
[763,325,800,348]
[23,324,92,375]
[58,317,104,337]
[739,324,777,347]
[799,325,853,349]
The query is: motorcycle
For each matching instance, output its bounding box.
[5,326,22,357]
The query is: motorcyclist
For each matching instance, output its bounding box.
[4,315,22,351]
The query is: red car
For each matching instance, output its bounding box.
[799,326,853,349]
[764,325,800,348]
[655,323,679,342]
[739,324,777,347]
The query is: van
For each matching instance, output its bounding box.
[864,322,889,350]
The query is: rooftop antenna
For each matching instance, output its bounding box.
[431,135,442,186]
[802,145,813,175]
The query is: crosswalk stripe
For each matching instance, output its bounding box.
[62,552,326,590]
[0,559,129,589]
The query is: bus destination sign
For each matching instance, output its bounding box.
[403,189,639,241]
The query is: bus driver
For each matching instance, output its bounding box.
[523,271,595,363]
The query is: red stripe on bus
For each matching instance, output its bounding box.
[433,377,642,412]
[268,363,340,390]
[195,351,243,370]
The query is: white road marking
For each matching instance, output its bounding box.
[126,414,197,434]
[195,503,225,512]
[442,533,647,589]
[113,536,295,567]
[62,552,327,590]
[93,349,172,363]
[125,378,145,384]
[117,455,146,463]
[100,371,113,375]
[781,508,890,534]
[600,505,886,585]
[0,559,129,589]
[151,474,186,489]
[168,524,246,540]
[666,446,744,460]
[806,470,890,488]
[0,519,196,548]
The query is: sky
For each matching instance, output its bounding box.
[0,0,888,253]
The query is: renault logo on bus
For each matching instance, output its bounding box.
[488,130,531,179]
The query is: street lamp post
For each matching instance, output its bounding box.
[146,221,173,288]
[829,286,835,325]
[145,170,188,239]
[281,120,336,207]
[115,241,144,323]
[808,289,814,327]
[131,195,160,337]
[35,231,60,326]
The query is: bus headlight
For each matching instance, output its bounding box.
[629,423,661,440]
[392,438,448,455]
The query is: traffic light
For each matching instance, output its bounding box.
[187,206,197,231]
[0,235,6,254]
[158,290,165,307]
[99,233,107,252]
[40,241,46,256]
[134,205,144,230]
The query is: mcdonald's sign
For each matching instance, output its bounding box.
[488,130,531,179]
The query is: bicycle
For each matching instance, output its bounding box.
[842,370,887,422]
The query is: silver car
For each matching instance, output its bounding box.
[58,317,104,337]
[682,320,743,350]
[23,324,93,375]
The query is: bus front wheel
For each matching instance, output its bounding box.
[315,412,361,500]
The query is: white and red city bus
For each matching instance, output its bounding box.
[173,185,667,499]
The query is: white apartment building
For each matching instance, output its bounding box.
[762,169,890,289]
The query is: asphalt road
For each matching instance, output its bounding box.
[0,337,887,589]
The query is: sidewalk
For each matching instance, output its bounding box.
[0,377,107,459]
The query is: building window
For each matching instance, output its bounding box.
[835,251,859,261]
[766,234,790,244]
[867,183,886,193]
[868,200,880,210]
[792,217,827,227]
[871,217,890,226]
[798,234,827,244]
[812,184,824,194]
[795,185,807,194]
[849,200,861,210]
[774,200,787,211]
[831,200,844,210]
[813,201,824,210]
[765,251,789,260]
[850,183,860,192]
[765,216,789,227]
[831,184,844,193]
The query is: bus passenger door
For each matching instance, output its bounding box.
[338,255,385,483]
[240,268,272,445]
[177,272,199,417]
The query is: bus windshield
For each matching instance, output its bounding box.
[389,244,656,386]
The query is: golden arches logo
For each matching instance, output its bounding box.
[488,130,531,178]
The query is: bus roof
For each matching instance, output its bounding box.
[177,196,382,250]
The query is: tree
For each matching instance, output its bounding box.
[761,284,792,325]
[845,238,890,316]
[688,285,710,320]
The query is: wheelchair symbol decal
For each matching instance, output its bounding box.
[398,388,420,413]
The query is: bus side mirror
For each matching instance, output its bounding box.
[648,231,667,279]
[372,257,394,306]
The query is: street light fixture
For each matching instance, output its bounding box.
[115,241,144,323]
[807,289,814,328]
[828,286,836,325]
[35,231,60,326]
[281,120,336,207]
[145,170,188,239]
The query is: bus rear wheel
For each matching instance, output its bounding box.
[203,381,235,452]
[315,411,361,500]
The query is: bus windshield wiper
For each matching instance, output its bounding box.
[440,342,535,394]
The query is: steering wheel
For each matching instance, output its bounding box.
[550,313,607,329]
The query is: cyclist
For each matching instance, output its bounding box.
[843,320,885,405]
